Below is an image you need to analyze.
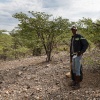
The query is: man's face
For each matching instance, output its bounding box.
[71,29,77,34]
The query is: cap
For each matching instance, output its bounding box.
[71,26,77,30]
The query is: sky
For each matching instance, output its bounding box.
[0,0,100,31]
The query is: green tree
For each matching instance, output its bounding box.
[13,11,70,61]
[10,29,30,59]
[77,18,100,46]
[0,32,13,60]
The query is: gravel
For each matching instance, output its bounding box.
[0,52,100,100]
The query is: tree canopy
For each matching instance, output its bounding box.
[0,11,100,61]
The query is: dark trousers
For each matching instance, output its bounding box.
[71,65,83,82]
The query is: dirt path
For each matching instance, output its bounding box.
[0,56,46,71]
[0,52,100,100]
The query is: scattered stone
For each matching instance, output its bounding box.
[0,51,99,99]
[66,72,71,78]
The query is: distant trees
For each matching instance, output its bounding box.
[0,32,12,60]
[10,29,29,59]
[76,18,100,48]
[0,12,100,61]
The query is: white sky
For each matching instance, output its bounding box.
[0,0,100,31]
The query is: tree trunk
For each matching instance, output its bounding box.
[46,51,52,62]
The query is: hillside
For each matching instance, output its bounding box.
[0,52,100,100]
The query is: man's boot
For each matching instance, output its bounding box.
[68,73,76,86]
[72,75,80,90]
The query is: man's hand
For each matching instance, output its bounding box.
[77,52,83,56]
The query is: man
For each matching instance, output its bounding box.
[69,26,89,90]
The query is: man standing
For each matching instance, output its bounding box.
[69,26,89,90]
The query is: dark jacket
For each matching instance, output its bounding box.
[70,34,89,57]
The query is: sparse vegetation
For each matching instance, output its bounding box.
[0,11,100,99]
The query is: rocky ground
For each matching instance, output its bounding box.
[0,52,100,100]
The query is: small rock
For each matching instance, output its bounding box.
[85,91,89,94]
[34,96,41,100]
[18,71,23,75]
[26,75,31,80]
[46,64,50,68]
